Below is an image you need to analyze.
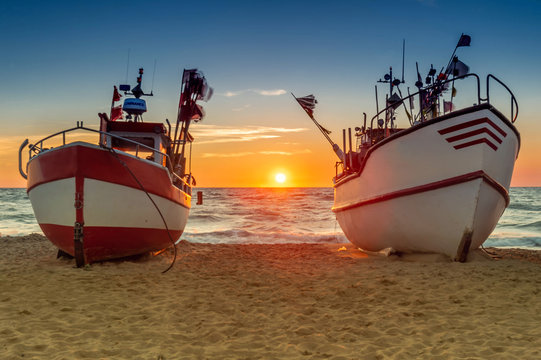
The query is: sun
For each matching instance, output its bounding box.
[275,173,286,184]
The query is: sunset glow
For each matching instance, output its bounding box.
[0,2,540,188]
[275,173,286,184]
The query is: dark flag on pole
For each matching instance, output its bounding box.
[456,34,471,47]
[452,59,469,77]
[295,94,318,120]
[445,57,470,77]
[293,94,332,135]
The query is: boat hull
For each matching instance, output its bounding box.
[333,106,519,260]
[27,142,190,263]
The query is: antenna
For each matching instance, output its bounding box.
[151,59,157,94]
[375,85,379,115]
[401,39,405,83]
[124,49,131,84]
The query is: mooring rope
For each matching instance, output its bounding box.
[107,148,177,273]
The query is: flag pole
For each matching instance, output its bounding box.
[291,93,344,161]
[444,33,470,76]
[109,86,115,121]
[291,93,333,145]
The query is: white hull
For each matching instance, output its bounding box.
[28,177,190,231]
[333,106,519,260]
[26,143,191,263]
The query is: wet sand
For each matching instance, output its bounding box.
[1,234,541,359]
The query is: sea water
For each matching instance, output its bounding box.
[1,187,540,249]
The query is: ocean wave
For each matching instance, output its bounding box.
[182,229,346,244]
[2,188,539,250]
[187,214,223,222]
[513,220,541,231]
[485,236,541,248]
[507,203,539,212]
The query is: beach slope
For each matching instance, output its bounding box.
[1,234,541,359]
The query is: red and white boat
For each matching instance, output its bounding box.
[19,68,212,265]
[295,35,520,261]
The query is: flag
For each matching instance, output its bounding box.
[444,101,455,113]
[191,104,205,121]
[293,93,332,135]
[198,82,213,102]
[415,62,423,88]
[446,57,470,77]
[451,59,469,77]
[182,68,198,84]
[113,86,122,102]
[111,105,123,121]
[456,34,471,47]
[452,86,457,98]
[386,92,402,110]
[294,94,318,119]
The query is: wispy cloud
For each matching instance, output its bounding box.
[201,152,254,158]
[254,89,287,96]
[224,90,243,97]
[202,149,312,158]
[232,104,251,112]
[222,89,287,97]
[191,125,307,145]
[259,149,312,156]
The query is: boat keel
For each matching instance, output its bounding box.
[455,229,473,262]
[73,222,85,267]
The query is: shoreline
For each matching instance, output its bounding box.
[2,234,541,359]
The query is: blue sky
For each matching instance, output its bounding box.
[2,0,540,186]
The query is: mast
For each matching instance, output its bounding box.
[171,69,212,178]
[119,68,153,122]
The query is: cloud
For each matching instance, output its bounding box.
[191,125,307,145]
[202,149,312,158]
[232,104,251,112]
[201,152,255,158]
[254,89,287,96]
[222,89,287,97]
[224,90,243,97]
[259,149,312,156]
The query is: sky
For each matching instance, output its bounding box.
[1,0,540,187]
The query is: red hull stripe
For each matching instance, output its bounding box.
[332,170,509,213]
[40,223,182,263]
[445,127,503,144]
[454,138,498,151]
[438,117,507,137]
[27,144,190,208]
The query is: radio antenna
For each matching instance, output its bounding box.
[124,48,131,84]
[151,59,157,95]
[401,39,405,83]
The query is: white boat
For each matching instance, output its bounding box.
[295,35,520,261]
[19,68,212,266]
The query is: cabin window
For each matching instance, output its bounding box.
[112,137,154,151]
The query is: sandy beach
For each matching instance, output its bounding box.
[1,234,541,359]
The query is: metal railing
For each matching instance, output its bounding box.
[362,73,518,146]
[486,74,519,123]
[19,123,192,194]
[369,73,481,133]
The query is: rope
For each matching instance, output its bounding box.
[107,148,177,273]
[481,244,501,259]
